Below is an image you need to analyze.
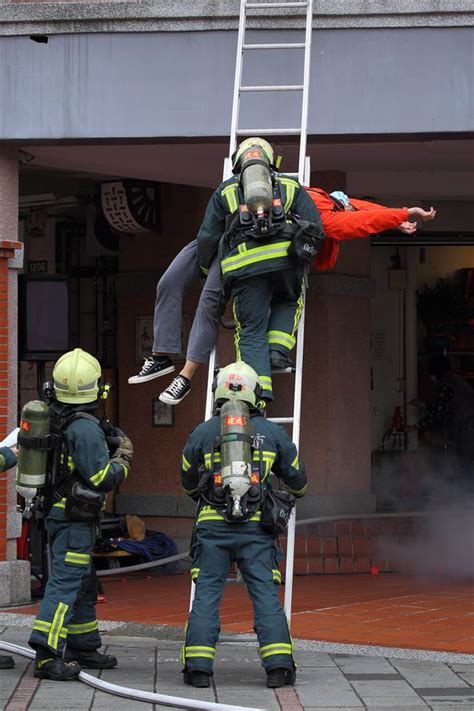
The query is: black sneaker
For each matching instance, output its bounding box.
[270,350,294,371]
[128,356,175,384]
[183,669,211,688]
[159,375,191,405]
[33,657,81,681]
[266,667,296,688]
[0,655,14,669]
[64,647,118,669]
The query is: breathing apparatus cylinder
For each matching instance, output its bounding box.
[16,400,51,516]
[240,144,273,219]
[220,399,253,519]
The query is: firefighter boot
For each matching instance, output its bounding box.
[270,350,294,371]
[183,669,211,688]
[64,647,118,669]
[266,667,296,688]
[34,647,81,681]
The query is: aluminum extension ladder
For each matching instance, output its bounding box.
[194,0,314,626]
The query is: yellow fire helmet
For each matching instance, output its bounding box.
[52,348,101,405]
[232,137,274,173]
[214,361,261,407]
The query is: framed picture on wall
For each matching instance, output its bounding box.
[135,314,191,364]
[152,398,175,427]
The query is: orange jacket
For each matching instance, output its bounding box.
[306,188,409,272]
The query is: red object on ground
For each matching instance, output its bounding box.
[371,566,379,576]
[17,520,30,561]
[97,595,107,604]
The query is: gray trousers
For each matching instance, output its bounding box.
[153,239,223,364]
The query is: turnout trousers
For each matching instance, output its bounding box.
[182,522,293,675]
[29,518,101,656]
[153,240,224,364]
[231,269,304,400]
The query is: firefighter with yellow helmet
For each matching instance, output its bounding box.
[196,137,324,403]
[23,348,133,681]
[180,361,307,689]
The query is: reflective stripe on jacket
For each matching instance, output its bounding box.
[196,174,323,282]
[181,413,307,523]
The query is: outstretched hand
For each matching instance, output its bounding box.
[407,206,437,222]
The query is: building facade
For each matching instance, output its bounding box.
[0,1,473,600]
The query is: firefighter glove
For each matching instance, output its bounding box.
[112,435,134,467]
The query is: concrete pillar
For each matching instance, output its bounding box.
[297,238,377,517]
[0,147,30,605]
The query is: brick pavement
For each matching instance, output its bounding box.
[6,572,472,654]
[0,625,473,710]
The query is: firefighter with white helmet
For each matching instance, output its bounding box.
[196,137,324,403]
[180,361,307,689]
[24,348,133,681]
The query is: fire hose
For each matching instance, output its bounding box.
[0,640,266,711]
[1,511,445,709]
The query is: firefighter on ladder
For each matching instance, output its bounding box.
[196,137,324,405]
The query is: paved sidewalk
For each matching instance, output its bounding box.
[1,622,473,710]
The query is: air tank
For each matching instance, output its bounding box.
[220,399,252,519]
[241,144,273,216]
[16,400,51,515]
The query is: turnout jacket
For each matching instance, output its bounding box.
[181,412,307,525]
[196,174,323,286]
[50,412,128,520]
[308,188,410,273]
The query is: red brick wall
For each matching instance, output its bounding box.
[0,244,18,561]
[282,516,437,576]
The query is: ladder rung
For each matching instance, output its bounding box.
[240,84,303,92]
[247,2,308,8]
[236,128,301,136]
[268,417,294,424]
[243,43,306,50]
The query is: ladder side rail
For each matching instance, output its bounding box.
[283,279,307,622]
[228,0,248,163]
[298,0,313,183]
